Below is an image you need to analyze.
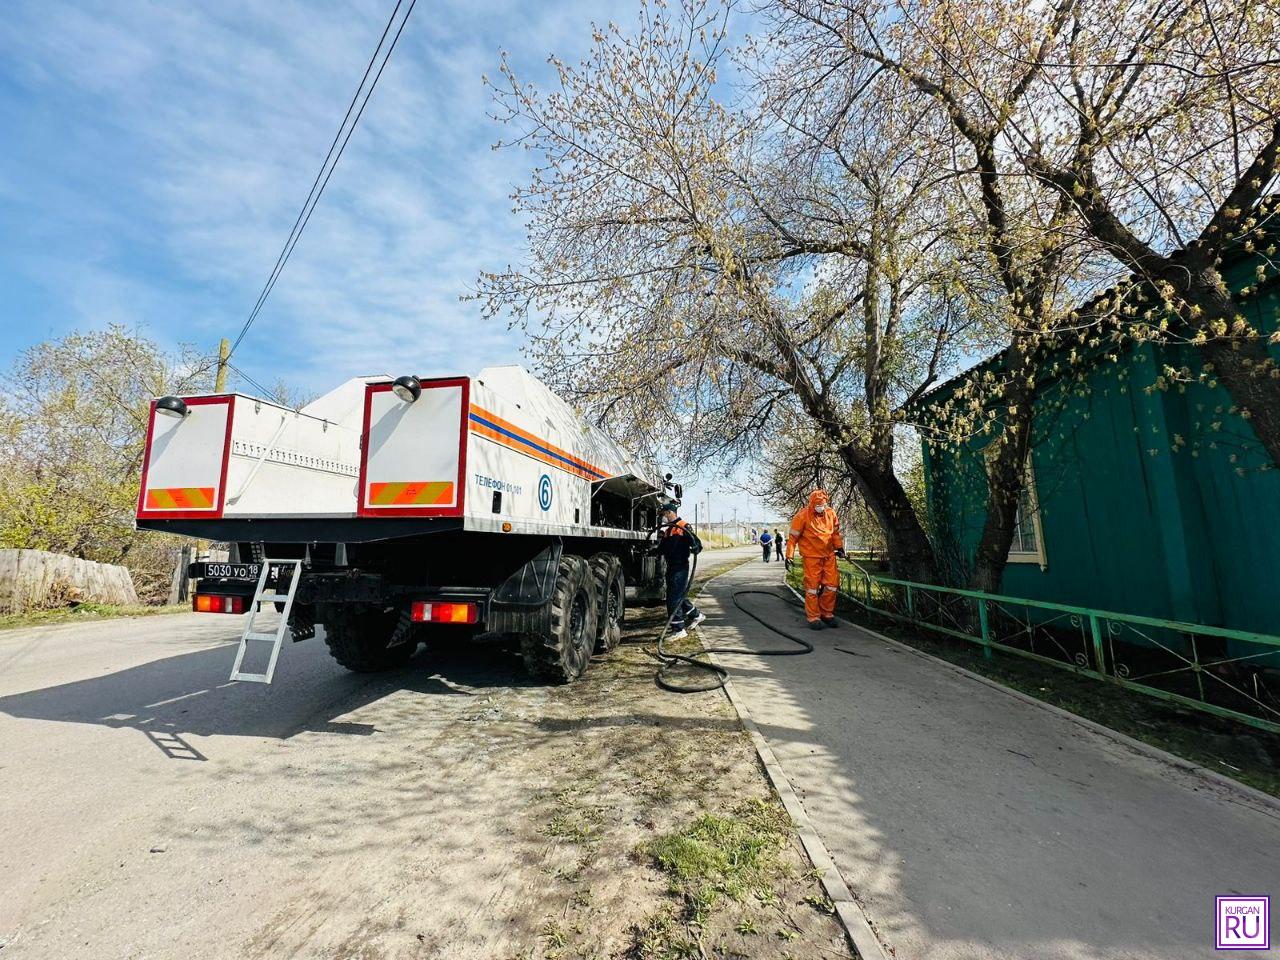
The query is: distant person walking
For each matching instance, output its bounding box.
[774,528,784,557]
[760,528,773,562]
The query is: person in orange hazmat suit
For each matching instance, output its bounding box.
[785,489,846,629]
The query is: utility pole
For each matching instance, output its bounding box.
[214,338,231,393]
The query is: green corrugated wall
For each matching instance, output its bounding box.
[922,261,1280,635]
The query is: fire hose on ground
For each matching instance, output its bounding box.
[644,538,818,693]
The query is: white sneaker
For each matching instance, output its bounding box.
[690,612,707,631]
[668,628,689,641]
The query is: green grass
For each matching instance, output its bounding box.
[641,798,792,916]
[796,565,1280,797]
[0,601,188,632]
[543,782,605,845]
[628,910,702,960]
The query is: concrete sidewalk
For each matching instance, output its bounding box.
[698,559,1280,960]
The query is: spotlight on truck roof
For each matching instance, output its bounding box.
[155,396,189,419]
[392,375,422,403]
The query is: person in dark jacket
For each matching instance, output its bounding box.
[760,528,773,562]
[656,501,705,639]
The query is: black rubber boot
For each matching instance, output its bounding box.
[808,620,823,631]
[822,617,839,628]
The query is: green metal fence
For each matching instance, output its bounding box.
[838,565,1280,734]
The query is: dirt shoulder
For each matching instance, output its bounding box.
[462,551,855,959]
[0,601,187,633]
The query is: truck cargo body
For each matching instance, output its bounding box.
[136,367,675,682]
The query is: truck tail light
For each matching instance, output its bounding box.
[193,593,246,614]
[410,601,478,624]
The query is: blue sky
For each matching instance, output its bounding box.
[0,0,775,523]
[0,0,626,382]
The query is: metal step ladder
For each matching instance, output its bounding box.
[229,559,302,684]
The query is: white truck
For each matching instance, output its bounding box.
[135,366,681,683]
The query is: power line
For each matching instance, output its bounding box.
[226,361,277,402]
[228,0,418,359]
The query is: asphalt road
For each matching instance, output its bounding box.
[0,546,765,960]
[0,608,428,957]
[700,560,1280,960]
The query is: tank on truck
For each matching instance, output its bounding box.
[138,367,683,688]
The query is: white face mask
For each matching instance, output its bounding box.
[813,504,827,515]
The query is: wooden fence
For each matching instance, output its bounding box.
[0,549,140,613]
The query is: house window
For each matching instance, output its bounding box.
[1007,464,1047,567]
[983,441,1048,568]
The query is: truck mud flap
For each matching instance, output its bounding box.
[491,543,562,607]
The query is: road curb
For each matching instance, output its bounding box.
[696,572,890,960]
[843,613,1280,819]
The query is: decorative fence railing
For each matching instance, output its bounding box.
[838,565,1280,734]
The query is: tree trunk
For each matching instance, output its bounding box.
[969,347,1036,594]
[844,454,940,585]
[1200,337,1280,470]
[970,466,1023,595]
[1168,267,1280,469]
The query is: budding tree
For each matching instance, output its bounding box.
[475,0,988,583]
[0,326,214,599]
[774,0,1280,475]
[1018,0,1280,467]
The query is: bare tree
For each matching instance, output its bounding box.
[474,0,994,583]
[774,0,1280,473]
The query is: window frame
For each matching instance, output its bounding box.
[1005,459,1048,569]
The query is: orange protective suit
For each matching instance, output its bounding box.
[786,489,844,623]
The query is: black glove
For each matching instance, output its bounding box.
[836,548,847,560]
[784,557,793,570]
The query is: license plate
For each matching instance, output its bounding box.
[201,562,261,581]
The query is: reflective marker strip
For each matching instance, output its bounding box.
[368,481,455,506]
[145,487,216,510]
[467,405,608,481]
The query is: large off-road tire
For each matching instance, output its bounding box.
[588,552,625,654]
[321,604,417,672]
[521,554,598,683]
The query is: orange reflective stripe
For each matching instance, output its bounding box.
[468,404,608,480]
[369,481,455,506]
[145,487,215,509]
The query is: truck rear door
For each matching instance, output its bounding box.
[137,395,234,520]
[358,377,468,517]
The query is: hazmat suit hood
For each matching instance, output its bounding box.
[807,490,829,509]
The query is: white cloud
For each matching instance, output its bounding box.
[0,0,637,387]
